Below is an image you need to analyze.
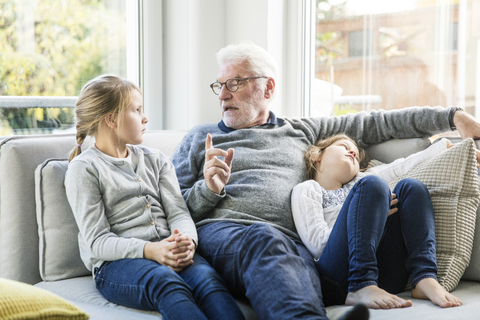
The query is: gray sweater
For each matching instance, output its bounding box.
[170,106,452,239]
[65,144,197,272]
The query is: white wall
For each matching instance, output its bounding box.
[142,0,163,129]
[187,0,226,129]
[143,0,305,130]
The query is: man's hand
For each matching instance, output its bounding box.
[453,110,480,140]
[204,133,234,194]
[452,112,480,165]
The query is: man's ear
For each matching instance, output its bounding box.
[104,113,117,129]
[264,77,275,99]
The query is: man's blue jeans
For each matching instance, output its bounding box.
[94,254,245,320]
[197,221,328,320]
[317,176,437,304]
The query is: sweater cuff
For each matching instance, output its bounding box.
[449,106,464,131]
[200,181,227,202]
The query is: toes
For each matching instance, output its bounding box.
[370,302,383,309]
[387,299,401,308]
[440,301,453,308]
[451,296,462,307]
[393,296,411,308]
[382,299,395,309]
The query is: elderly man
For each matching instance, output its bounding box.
[170,42,480,320]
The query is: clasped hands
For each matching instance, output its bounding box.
[144,229,195,272]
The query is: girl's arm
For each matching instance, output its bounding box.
[147,155,197,271]
[158,155,198,245]
[366,138,450,183]
[291,180,333,260]
[65,161,146,263]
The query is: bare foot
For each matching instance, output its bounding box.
[411,278,462,308]
[345,285,413,309]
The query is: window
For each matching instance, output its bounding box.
[0,0,139,136]
[311,0,475,134]
[349,30,372,57]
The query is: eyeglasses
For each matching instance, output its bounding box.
[210,76,268,95]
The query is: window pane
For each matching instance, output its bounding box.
[0,0,131,136]
[349,30,372,57]
[313,0,475,137]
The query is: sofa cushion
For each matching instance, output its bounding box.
[461,205,480,281]
[35,159,90,281]
[460,138,480,281]
[376,138,479,291]
[365,138,432,164]
[0,134,78,285]
[0,277,89,320]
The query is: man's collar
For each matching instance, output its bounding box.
[218,111,284,133]
[266,111,282,125]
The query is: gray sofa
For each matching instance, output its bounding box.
[1,130,480,320]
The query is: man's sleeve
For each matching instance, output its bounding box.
[304,106,452,148]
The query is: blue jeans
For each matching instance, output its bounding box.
[317,176,437,304]
[94,254,244,320]
[197,221,327,320]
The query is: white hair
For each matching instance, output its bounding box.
[216,41,279,99]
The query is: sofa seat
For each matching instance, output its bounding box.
[327,281,480,320]
[35,276,260,320]
[35,277,480,320]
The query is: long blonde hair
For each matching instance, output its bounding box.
[304,134,366,180]
[68,75,141,162]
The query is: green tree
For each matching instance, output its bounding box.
[0,0,126,134]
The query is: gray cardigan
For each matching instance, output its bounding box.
[170,106,452,239]
[65,144,197,273]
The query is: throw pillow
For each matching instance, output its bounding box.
[370,138,480,292]
[0,278,89,320]
[35,159,90,281]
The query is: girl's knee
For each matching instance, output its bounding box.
[358,175,390,195]
[395,178,428,195]
[155,265,183,283]
[189,257,222,280]
[361,174,388,185]
[150,265,184,285]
